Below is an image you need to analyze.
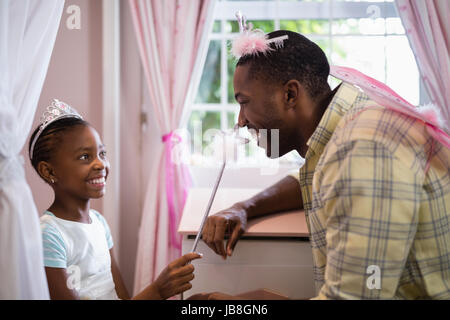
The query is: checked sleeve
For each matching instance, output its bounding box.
[312,139,421,299]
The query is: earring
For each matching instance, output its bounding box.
[50,178,55,184]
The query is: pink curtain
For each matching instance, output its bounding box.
[129,0,215,294]
[396,0,450,126]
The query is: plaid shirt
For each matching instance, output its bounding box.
[298,82,450,299]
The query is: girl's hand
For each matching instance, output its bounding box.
[153,252,202,299]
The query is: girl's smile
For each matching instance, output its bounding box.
[50,125,110,201]
[86,175,107,189]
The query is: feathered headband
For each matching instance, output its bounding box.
[30,99,83,160]
[231,10,289,59]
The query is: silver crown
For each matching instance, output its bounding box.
[30,99,83,160]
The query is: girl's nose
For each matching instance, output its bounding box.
[93,156,106,170]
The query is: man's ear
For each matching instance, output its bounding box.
[37,161,57,185]
[283,79,302,109]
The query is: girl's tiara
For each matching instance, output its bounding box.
[29,99,83,160]
[231,10,289,59]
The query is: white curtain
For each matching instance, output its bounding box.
[0,0,64,299]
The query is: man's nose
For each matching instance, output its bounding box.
[238,107,248,127]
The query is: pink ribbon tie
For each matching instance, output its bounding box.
[162,131,182,249]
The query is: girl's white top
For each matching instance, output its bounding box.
[40,209,118,300]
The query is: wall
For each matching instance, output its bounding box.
[21,0,153,295]
[22,0,147,294]
[119,0,167,294]
[119,0,141,294]
[23,0,103,214]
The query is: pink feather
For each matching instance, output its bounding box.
[417,103,447,131]
[231,30,272,59]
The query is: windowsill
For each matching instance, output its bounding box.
[188,161,302,189]
[188,161,301,170]
[187,151,304,170]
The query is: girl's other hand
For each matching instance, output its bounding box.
[153,252,202,299]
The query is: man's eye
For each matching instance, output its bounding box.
[100,151,107,158]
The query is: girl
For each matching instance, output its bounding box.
[29,99,201,300]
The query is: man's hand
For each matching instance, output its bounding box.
[202,203,247,259]
[201,175,303,259]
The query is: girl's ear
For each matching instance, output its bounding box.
[37,161,57,185]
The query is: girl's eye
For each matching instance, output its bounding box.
[100,151,107,158]
[79,154,89,160]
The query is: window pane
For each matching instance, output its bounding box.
[308,36,330,58]
[332,18,386,35]
[252,20,275,32]
[280,19,329,34]
[331,36,386,83]
[227,40,237,103]
[226,20,275,34]
[280,0,325,2]
[212,21,221,33]
[187,111,221,151]
[333,0,393,2]
[227,111,237,129]
[195,40,221,103]
[386,17,405,34]
[226,0,275,2]
[225,20,238,33]
[386,36,419,105]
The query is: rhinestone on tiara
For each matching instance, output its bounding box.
[29,99,83,160]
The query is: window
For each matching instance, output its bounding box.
[186,0,419,167]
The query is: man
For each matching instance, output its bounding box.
[201,30,450,299]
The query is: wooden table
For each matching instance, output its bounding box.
[178,188,316,299]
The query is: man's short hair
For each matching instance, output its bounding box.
[236,30,330,99]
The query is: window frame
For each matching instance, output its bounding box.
[186,0,416,169]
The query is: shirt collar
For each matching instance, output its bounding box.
[305,82,360,159]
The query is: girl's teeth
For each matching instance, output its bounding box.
[88,178,105,184]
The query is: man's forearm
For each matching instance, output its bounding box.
[239,175,303,219]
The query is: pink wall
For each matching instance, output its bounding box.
[23,0,103,215]
[119,0,161,294]
[18,0,182,297]
[22,0,159,294]
[119,0,143,294]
